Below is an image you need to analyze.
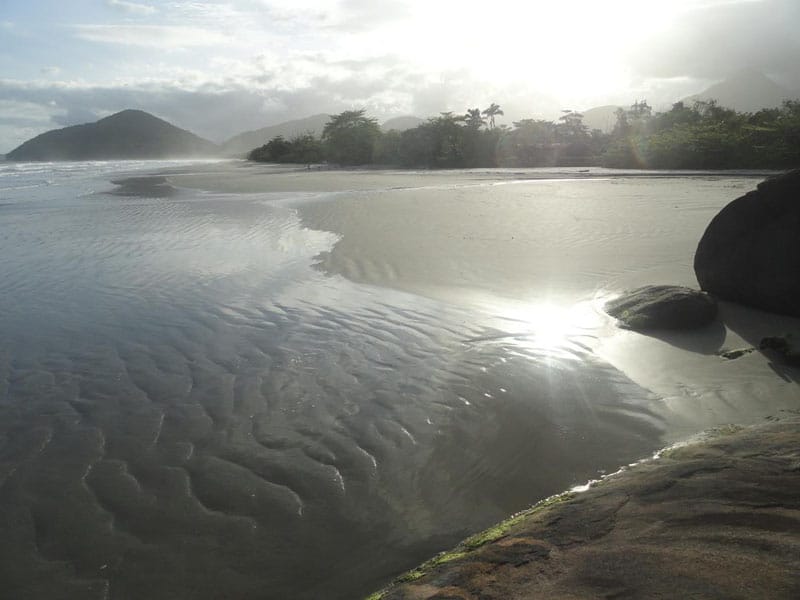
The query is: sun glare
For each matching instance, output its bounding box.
[384,0,687,99]
[488,298,605,356]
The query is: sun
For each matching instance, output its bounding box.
[380,0,688,103]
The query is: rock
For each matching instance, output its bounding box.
[109,176,177,197]
[759,334,800,366]
[719,347,756,360]
[373,420,800,600]
[694,169,800,316]
[604,285,718,330]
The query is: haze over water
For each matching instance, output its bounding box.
[0,161,792,599]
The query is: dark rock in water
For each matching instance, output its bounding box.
[694,169,800,316]
[759,334,800,366]
[719,347,756,360]
[109,176,177,198]
[605,285,718,330]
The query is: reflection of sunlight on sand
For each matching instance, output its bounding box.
[477,295,611,360]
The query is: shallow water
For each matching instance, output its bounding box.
[0,162,771,598]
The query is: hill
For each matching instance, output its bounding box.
[381,116,425,132]
[6,110,218,161]
[684,69,796,112]
[221,114,331,157]
[579,105,622,133]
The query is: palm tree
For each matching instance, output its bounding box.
[482,103,504,129]
[464,108,485,129]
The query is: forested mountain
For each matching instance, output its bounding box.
[685,70,795,113]
[220,114,331,157]
[6,110,218,161]
[381,116,425,132]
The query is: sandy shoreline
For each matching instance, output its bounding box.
[163,162,799,435]
[161,161,763,301]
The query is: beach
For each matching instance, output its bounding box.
[168,161,800,596]
[169,161,800,440]
[0,159,797,599]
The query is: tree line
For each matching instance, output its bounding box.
[248,99,800,169]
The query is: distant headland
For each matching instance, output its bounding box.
[5,109,218,161]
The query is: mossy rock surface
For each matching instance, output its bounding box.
[368,420,800,600]
[605,285,718,330]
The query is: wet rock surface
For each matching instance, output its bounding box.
[694,169,800,317]
[109,176,178,197]
[605,285,718,330]
[372,420,800,600]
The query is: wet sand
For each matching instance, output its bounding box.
[2,161,797,599]
[166,162,800,598]
[170,162,800,436]
[371,419,800,600]
[0,162,676,599]
[166,161,771,302]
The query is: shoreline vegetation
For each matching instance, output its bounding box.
[248,100,800,170]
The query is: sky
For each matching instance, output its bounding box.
[1,0,799,152]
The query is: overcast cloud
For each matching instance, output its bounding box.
[628,0,800,85]
[1,0,798,153]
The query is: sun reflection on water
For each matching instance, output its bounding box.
[480,295,610,360]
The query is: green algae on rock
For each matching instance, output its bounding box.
[368,419,800,600]
[605,285,718,331]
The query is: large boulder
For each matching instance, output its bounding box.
[694,169,800,316]
[605,285,718,330]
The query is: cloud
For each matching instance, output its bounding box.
[73,25,231,49]
[0,55,571,155]
[0,77,356,149]
[323,0,412,31]
[628,0,800,85]
[0,49,488,150]
[107,0,157,15]
[51,107,99,127]
[0,99,62,151]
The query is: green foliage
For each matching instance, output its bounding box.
[248,133,323,164]
[500,113,607,167]
[602,99,800,169]
[391,113,503,168]
[247,99,800,170]
[464,107,486,129]
[322,109,382,166]
[482,103,504,129]
[372,129,401,165]
[361,490,576,599]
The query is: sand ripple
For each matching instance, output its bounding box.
[0,173,670,599]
